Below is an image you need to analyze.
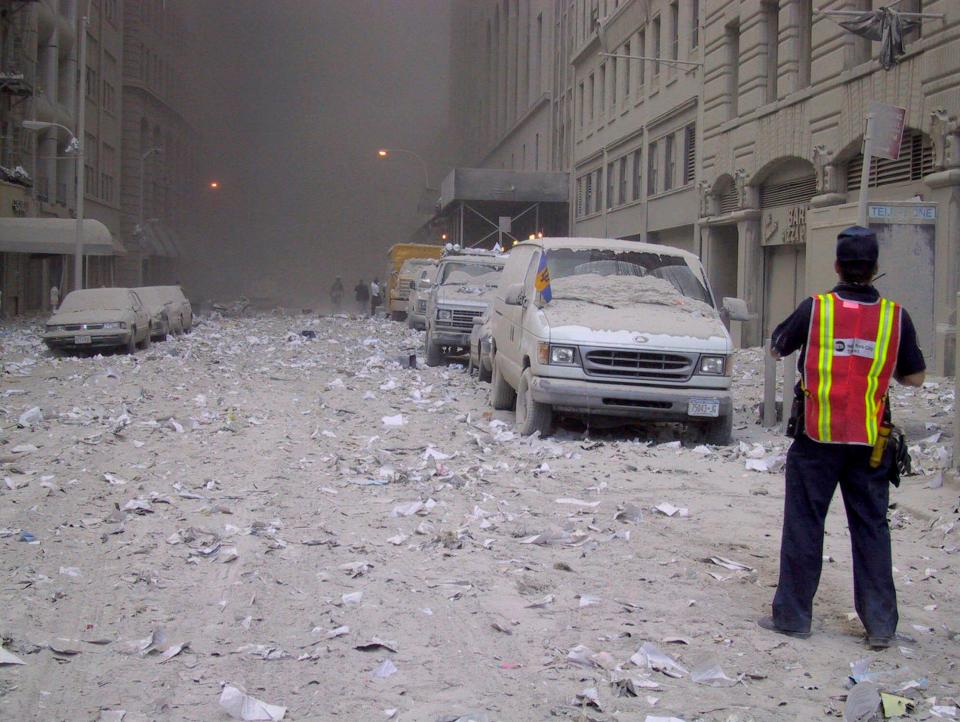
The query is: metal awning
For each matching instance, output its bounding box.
[440,168,568,211]
[0,218,122,256]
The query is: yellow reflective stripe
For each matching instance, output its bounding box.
[864,299,894,444]
[817,294,835,442]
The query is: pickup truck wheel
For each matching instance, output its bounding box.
[424,330,443,367]
[699,413,733,445]
[515,368,552,436]
[490,355,516,410]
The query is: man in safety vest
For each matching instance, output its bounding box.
[759,225,926,649]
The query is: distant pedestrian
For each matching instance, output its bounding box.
[369,278,382,317]
[330,276,344,312]
[354,279,369,313]
[49,285,60,310]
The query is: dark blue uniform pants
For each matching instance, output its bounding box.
[772,433,898,637]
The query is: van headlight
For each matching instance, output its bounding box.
[538,342,577,365]
[102,321,126,330]
[699,355,726,375]
[437,308,452,320]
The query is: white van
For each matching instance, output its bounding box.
[489,237,750,443]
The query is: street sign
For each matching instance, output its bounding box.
[868,101,907,161]
[498,216,512,233]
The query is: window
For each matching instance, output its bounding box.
[623,41,631,98]
[632,148,642,200]
[85,67,98,99]
[798,0,811,88]
[576,177,584,217]
[599,63,606,113]
[683,124,696,185]
[578,82,585,127]
[670,2,679,61]
[726,22,740,120]
[664,134,675,191]
[100,173,114,203]
[606,161,614,209]
[638,29,646,86]
[585,172,594,213]
[647,140,658,195]
[764,1,779,103]
[652,16,661,75]
[618,156,628,204]
[690,0,700,49]
[102,81,115,113]
[588,73,595,121]
[104,0,118,24]
[610,56,617,109]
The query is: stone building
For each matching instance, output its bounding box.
[698,0,959,374]
[117,0,199,287]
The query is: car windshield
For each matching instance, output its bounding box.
[545,248,712,306]
[58,289,130,312]
[440,262,503,286]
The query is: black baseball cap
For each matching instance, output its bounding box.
[836,226,879,263]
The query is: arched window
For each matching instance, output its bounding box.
[846,129,934,191]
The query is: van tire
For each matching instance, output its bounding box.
[425,330,442,367]
[478,357,492,383]
[699,413,733,445]
[515,368,552,436]
[490,355,515,410]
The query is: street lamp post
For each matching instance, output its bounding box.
[23,119,84,290]
[376,148,431,190]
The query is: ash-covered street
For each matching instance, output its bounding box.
[1,312,957,721]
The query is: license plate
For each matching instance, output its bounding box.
[688,398,720,417]
[74,335,92,344]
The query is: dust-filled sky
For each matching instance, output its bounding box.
[181,1,454,305]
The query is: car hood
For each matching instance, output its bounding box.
[436,286,496,307]
[541,302,731,353]
[48,309,130,324]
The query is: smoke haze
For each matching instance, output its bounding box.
[182,1,453,306]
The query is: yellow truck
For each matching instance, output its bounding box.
[385,243,443,321]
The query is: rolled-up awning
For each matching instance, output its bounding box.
[0,218,123,256]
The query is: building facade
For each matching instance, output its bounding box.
[699,0,960,374]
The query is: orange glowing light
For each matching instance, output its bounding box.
[209,181,220,189]
[377,150,388,157]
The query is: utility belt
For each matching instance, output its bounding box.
[786,387,912,486]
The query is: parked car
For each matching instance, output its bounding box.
[42,287,151,354]
[488,237,751,442]
[406,265,439,330]
[424,251,505,367]
[391,258,437,322]
[468,309,494,382]
[135,285,193,337]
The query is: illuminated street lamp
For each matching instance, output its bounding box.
[376,148,430,189]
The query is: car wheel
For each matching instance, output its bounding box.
[490,355,516,410]
[698,413,733,445]
[515,368,552,436]
[139,330,151,350]
[425,329,442,367]
[125,330,137,354]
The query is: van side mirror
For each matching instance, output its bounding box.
[722,297,752,322]
[503,284,525,306]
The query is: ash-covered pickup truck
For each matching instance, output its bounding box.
[488,237,750,443]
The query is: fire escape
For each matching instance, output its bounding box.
[0,0,37,197]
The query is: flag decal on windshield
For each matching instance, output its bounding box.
[535,252,552,303]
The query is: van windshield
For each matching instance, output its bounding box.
[440,262,503,286]
[545,248,712,306]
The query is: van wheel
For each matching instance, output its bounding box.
[699,413,733,445]
[425,330,442,367]
[515,368,552,436]
[478,357,492,383]
[490,355,516,410]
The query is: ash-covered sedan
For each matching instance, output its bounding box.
[43,288,151,354]
[135,285,193,339]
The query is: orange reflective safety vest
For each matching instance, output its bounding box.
[803,292,901,446]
